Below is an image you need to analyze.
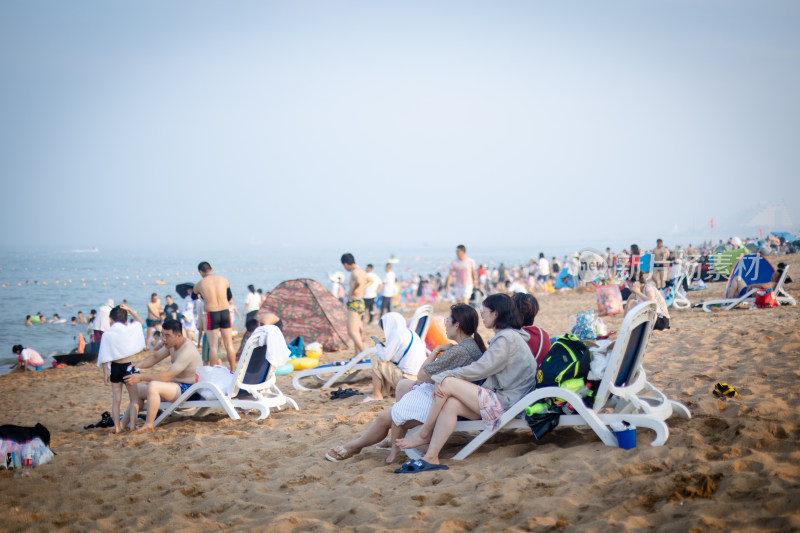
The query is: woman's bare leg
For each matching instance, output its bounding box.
[421,397,481,464]
[329,409,392,458]
[396,377,482,449]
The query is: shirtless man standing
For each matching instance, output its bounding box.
[652,238,670,289]
[192,261,236,370]
[145,293,162,347]
[341,253,368,354]
[123,318,202,432]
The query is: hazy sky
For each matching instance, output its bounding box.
[1,1,798,252]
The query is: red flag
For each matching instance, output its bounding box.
[710,217,714,229]
[760,228,763,235]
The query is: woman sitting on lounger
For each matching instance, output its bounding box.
[325,304,486,463]
[394,293,537,473]
[727,262,791,299]
[624,273,671,330]
[512,292,551,367]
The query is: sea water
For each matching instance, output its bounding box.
[0,242,594,374]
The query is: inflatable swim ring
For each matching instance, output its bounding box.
[305,348,322,359]
[290,357,319,371]
[424,316,452,351]
[275,363,294,375]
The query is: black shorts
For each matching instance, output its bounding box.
[146,318,161,328]
[205,310,231,330]
[110,361,134,383]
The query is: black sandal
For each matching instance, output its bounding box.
[330,387,363,400]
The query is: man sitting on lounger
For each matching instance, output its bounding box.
[123,318,202,432]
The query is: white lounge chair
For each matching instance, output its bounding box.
[404,301,691,461]
[701,266,794,312]
[151,333,299,427]
[409,304,434,345]
[292,305,433,391]
[668,272,691,309]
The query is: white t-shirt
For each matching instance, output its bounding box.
[363,272,382,299]
[244,292,261,314]
[381,271,397,297]
[537,258,550,276]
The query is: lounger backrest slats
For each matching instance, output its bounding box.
[408,305,433,343]
[243,346,270,385]
[228,334,260,397]
[774,266,789,293]
[615,322,647,388]
[415,316,429,338]
[592,301,657,409]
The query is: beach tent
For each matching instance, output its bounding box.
[709,247,747,278]
[256,279,350,351]
[725,254,775,298]
[554,268,578,289]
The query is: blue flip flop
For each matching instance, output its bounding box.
[394,459,449,474]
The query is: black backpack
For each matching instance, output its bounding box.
[536,334,591,388]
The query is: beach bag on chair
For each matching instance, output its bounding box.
[537,334,591,388]
[524,400,561,439]
[755,289,778,308]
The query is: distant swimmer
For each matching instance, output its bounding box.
[76,311,87,324]
[49,314,66,324]
[193,261,236,371]
[25,315,32,326]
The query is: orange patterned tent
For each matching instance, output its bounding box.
[257,279,350,352]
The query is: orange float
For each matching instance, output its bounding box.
[424,316,452,351]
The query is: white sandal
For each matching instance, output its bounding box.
[325,445,355,462]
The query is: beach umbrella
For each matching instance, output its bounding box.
[175,282,194,299]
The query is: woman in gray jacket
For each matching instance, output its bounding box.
[395,293,536,473]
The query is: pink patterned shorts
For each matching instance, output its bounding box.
[477,387,506,430]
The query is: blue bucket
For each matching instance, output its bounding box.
[614,427,637,449]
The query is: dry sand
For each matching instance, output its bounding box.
[1,255,799,532]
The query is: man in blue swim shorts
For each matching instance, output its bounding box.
[123,318,202,433]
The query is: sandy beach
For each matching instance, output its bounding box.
[1,256,799,532]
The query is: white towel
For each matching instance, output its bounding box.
[97,322,145,366]
[251,324,291,368]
